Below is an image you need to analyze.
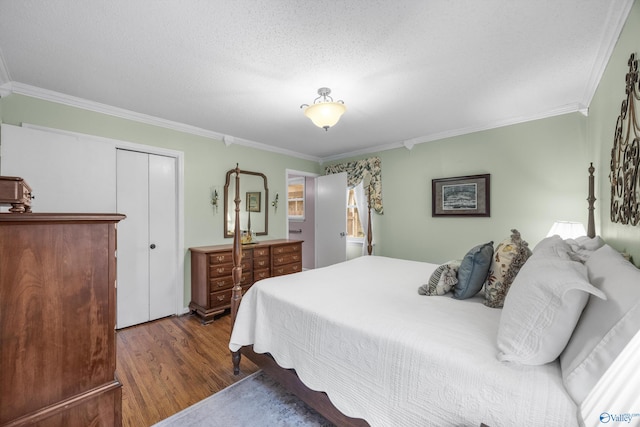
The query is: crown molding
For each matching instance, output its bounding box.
[580,0,634,107]
[320,103,583,163]
[0,82,594,165]
[2,82,321,163]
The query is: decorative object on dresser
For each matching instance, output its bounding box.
[0,209,125,426]
[189,239,302,324]
[0,176,33,213]
[610,53,640,226]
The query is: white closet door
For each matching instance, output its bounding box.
[117,150,151,328]
[148,154,177,320]
[116,150,177,328]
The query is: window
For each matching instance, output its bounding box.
[347,188,364,238]
[288,177,305,221]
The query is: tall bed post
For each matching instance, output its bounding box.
[230,164,243,374]
[365,175,373,255]
[587,162,596,238]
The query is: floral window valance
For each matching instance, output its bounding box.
[325,156,384,214]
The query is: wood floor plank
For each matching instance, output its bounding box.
[116,313,258,427]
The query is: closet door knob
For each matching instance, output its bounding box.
[150,244,156,249]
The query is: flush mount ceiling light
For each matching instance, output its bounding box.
[300,87,346,131]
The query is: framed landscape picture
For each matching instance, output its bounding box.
[246,191,261,212]
[432,174,490,217]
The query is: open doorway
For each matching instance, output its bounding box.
[286,169,348,270]
[286,170,318,270]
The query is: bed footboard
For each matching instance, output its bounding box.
[242,345,369,427]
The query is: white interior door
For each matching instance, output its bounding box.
[148,154,177,320]
[117,149,177,328]
[315,172,347,268]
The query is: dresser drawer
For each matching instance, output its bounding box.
[253,256,270,269]
[209,271,252,291]
[209,250,252,265]
[273,252,301,266]
[272,243,301,255]
[272,262,302,276]
[254,247,270,257]
[210,289,231,309]
[254,268,270,282]
[209,259,251,277]
[209,251,232,265]
[209,285,252,309]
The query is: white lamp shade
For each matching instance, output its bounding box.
[546,221,587,239]
[304,102,346,129]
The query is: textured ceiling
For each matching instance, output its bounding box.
[0,1,634,161]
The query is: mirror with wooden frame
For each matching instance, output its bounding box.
[224,167,269,238]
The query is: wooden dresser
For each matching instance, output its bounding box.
[0,213,125,427]
[189,239,302,323]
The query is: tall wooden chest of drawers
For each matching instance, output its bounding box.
[0,213,125,427]
[189,239,302,323]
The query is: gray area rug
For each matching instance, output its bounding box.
[152,371,334,427]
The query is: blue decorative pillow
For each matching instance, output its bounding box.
[453,241,494,299]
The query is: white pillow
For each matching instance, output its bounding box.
[496,253,606,365]
[565,235,605,263]
[532,235,575,259]
[560,244,640,405]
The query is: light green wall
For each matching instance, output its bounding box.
[0,94,321,305]
[588,0,640,266]
[329,112,589,264]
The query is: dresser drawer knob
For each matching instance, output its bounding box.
[216,295,225,301]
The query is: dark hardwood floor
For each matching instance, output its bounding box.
[116,313,259,427]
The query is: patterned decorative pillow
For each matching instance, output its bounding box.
[484,229,532,308]
[418,260,461,296]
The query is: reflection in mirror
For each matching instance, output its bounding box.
[224,168,269,238]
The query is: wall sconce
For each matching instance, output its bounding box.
[211,188,219,212]
[271,193,279,211]
[300,87,346,131]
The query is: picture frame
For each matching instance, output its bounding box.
[432,174,490,217]
[246,191,261,212]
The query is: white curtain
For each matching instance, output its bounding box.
[353,182,373,255]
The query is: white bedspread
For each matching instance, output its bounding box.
[230,256,578,427]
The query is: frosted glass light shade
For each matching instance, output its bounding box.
[304,102,346,130]
[546,221,587,239]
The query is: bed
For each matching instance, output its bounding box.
[227,164,640,427]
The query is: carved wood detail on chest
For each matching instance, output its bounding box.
[0,176,33,213]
